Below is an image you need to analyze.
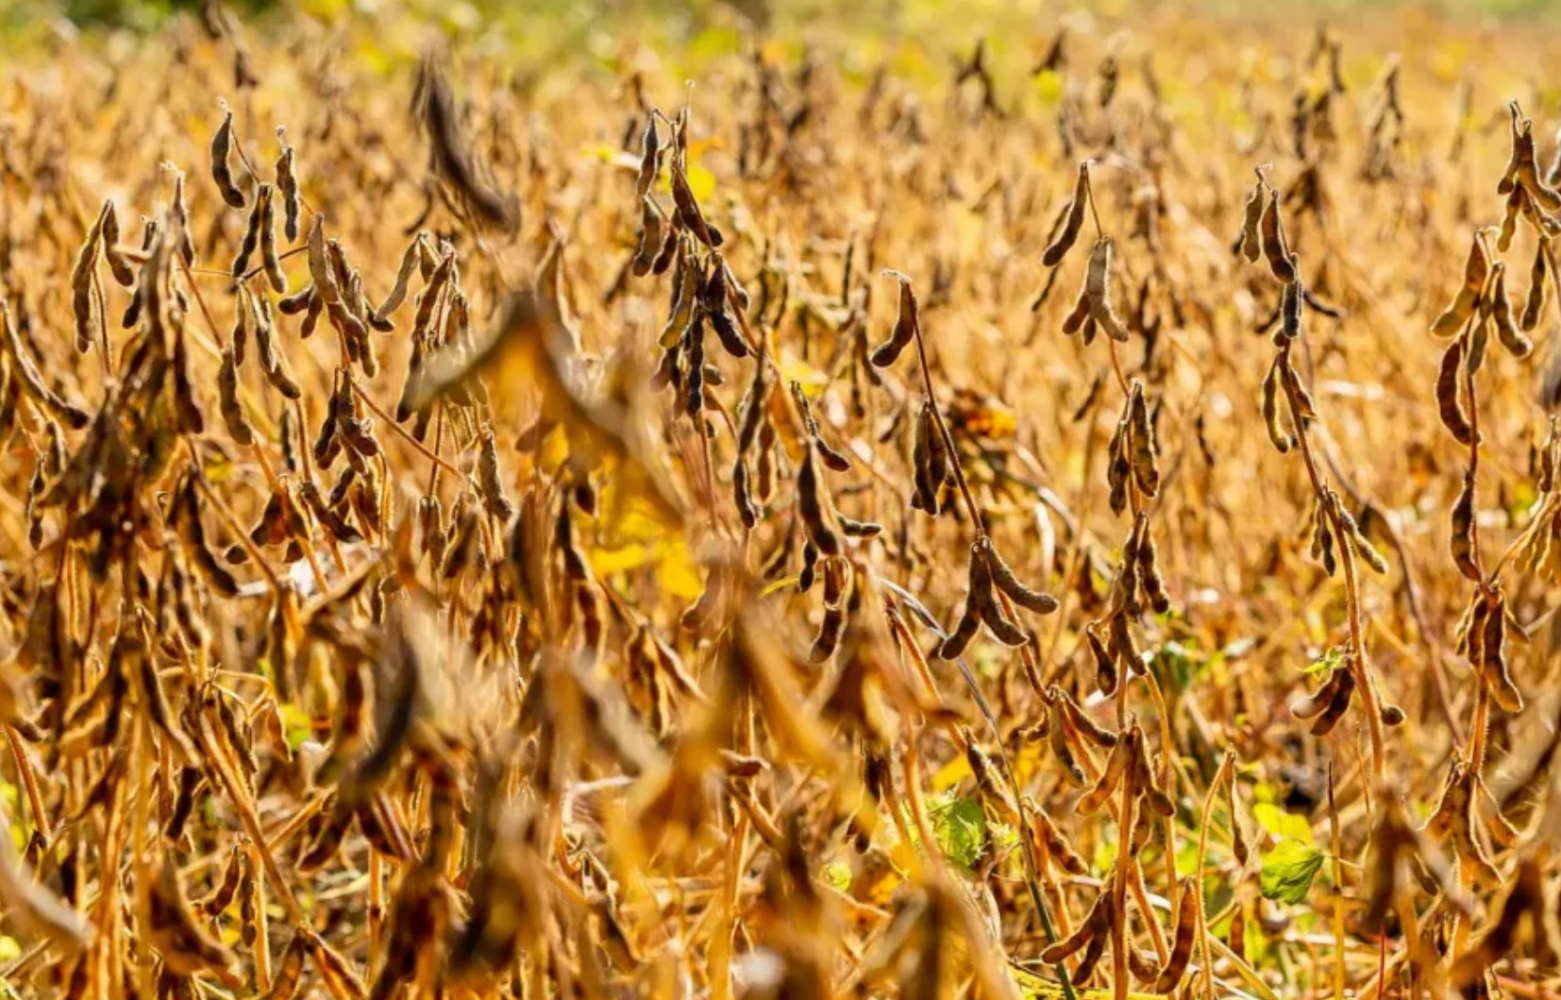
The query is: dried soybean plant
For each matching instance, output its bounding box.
[0,5,1559,1000]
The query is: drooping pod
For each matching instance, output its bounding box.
[1041,162,1089,267]
[1431,233,1490,338]
[1260,190,1296,282]
[1236,175,1265,262]
[210,108,247,209]
[1085,238,1131,341]
[869,272,918,368]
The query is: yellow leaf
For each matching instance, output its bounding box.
[589,491,703,600]
[932,754,972,791]
[1033,70,1063,105]
[778,351,829,394]
[1252,802,1313,845]
[686,162,717,204]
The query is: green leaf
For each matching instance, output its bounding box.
[821,860,852,892]
[1260,839,1326,906]
[926,794,989,870]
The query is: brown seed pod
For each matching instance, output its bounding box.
[632,196,664,278]
[938,599,980,661]
[1261,356,1293,453]
[1309,662,1355,736]
[1086,626,1119,696]
[99,200,135,287]
[1260,190,1296,282]
[733,457,759,529]
[1498,185,1525,254]
[275,135,301,244]
[704,259,748,359]
[1029,802,1089,875]
[1331,494,1389,574]
[870,272,918,368]
[1039,890,1109,964]
[1237,176,1265,262]
[1437,336,1474,445]
[985,539,1058,614]
[1277,350,1317,421]
[1451,470,1480,582]
[635,113,662,197]
[374,237,423,326]
[165,765,204,840]
[252,290,302,400]
[216,347,254,446]
[797,444,840,557]
[1293,665,1346,720]
[1153,876,1199,993]
[169,171,196,267]
[1489,263,1533,357]
[809,604,846,663]
[683,310,705,416]
[1061,282,1091,336]
[477,427,515,521]
[670,157,720,248]
[210,109,246,209]
[1076,735,1129,815]
[1072,918,1110,983]
[980,592,1028,647]
[798,541,819,593]
[202,845,243,916]
[71,205,108,354]
[1523,239,1549,332]
[258,185,286,293]
[1085,238,1131,341]
[1467,304,1491,374]
[1431,234,1490,338]
[278,284,314,316]
[300,480,362,544]
[1047,700,1090,785]
[1134,516,1171,614]
[1041,162,1089,267]
[1479,593,1524,712]
[1127,381,1159,497]
[1281,271,1303,339]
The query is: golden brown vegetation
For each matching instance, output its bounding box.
[0,4,1558,1000]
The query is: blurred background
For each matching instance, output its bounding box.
[5,0,1558,37]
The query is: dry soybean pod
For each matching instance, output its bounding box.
[1042,161,1089,267]
[71,205,105,354]
[1450,469,1480,581]
[275,128,301,242]
[1437,336,1474,445]
[1522,238,1549,332]
[1489,262,1532,357]
[217,347,254,446]
[259,185,286,293]
[984,538,1058,614]
[375,237,424,324]
[102,200,136,287]
[870,271,917,368]
[1431,233,1489,338]
[1260,190,1296,282]
[1261,356,1292,453]
[1152,876,1199,993]
[211,105,247,209]
[232,184,266,278]
[1085,238,1130,341]
[1237,174,1265,262]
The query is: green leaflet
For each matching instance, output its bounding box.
[1260,839,1326,905]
